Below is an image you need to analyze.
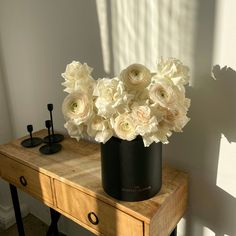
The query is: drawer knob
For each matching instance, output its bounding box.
[19,176,27,186]
[88,212,99,225]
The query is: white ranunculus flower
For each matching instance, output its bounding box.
[61,61,95,93]
[131,105,158,135]
[87,115,113,143]
[157,58,190,86]
[64,120,84,141]
[62,91,93,124]
[93,77,131,118]
[120,64,152,91]
[149,77,180,108]
[114,113,137,141]
[132,89,150,105]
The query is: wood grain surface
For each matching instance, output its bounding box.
[0,129,188,236]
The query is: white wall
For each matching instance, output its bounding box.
[0,0,236,236]
[0,52,15,229]
[0,49,12,200]
[0,0,106,138]
[0,0,103,235]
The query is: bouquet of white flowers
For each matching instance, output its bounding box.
[61,58,190,147]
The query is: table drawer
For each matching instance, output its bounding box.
[54,180,143,236]
[0,154,53,205]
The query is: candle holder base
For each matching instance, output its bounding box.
[39,143,62,155]
[21,138,43,148]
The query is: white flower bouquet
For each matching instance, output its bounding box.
[61,58,190,147]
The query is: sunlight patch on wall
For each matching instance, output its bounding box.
[111,0,197,74]
[203,226,215,236]
[96,0,111,74]
[177,218,186,236]
[216,133,236,198]
[96,0,197,76]
[212,0,236,70]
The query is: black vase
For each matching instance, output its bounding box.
[101,136,162,201]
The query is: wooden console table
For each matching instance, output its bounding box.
[0,130,188,236]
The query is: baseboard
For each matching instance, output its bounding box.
[0,203,29,230]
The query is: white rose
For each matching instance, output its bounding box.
[157,58,189,86]
[64,120,84,141]
[62,78,95,94]
[93,77,131,118]
[119,64,151,91]
[114,113,137,141]
[184,98,191,110]
[162,105,190,132]
[131,105,158,135]
[87,115,113,143]
[142,122,172,147]
[61,61,95,93]
[62,61,93,81]
[149,77,180,108]
[62,91,93,124]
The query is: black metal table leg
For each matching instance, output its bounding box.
[46,208,61,236]
[170,226,177,236]
[9,184,25,236]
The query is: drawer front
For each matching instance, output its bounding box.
[0,155,53,205]
[54,180,143,236]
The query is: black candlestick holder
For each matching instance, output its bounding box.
[40,120,62,155]
[43,103,64,143]
[21,125,43,148]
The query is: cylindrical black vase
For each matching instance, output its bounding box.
[101,136,162,201]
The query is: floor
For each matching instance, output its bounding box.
[0,214,48,236]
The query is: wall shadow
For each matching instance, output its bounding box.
[163,0,236,235]
[189,65,236,236]
[166,65,236,236]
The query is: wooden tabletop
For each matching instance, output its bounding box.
[0,129,188,234]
